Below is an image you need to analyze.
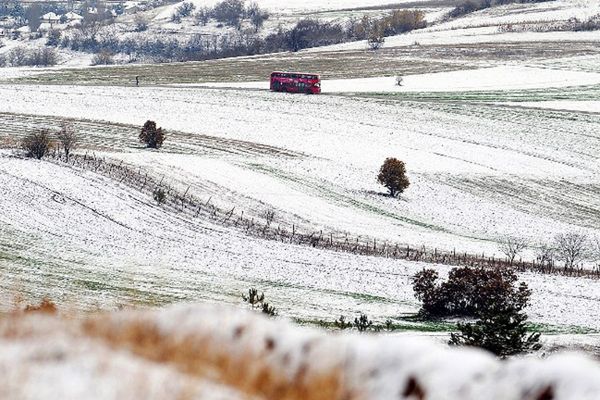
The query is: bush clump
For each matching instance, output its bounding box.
[6,46,58,67]
[91,50,115,65]
[412,266,541,357]
[139,120,165,149]
[21,129,53,159]
[412,266,529,319]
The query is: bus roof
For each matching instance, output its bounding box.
[271,71,320,78]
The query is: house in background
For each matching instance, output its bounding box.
[64,11,83,26]
[41,12,61,28]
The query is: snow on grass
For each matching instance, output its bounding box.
[201,66,600,93]
[0,83,598,257]
[155,0,435,14]
[504,101,600,113]
[1,153,600,331]
[433,0,600,31]
[320,27,600,52]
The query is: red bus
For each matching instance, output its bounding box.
[270,72,321,94]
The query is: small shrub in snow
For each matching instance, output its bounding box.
[334,315,352,330]
[21,129,53,160]
[384,319,394,331]
[377,157,410,197]
[242,288,264,308]
[261,302,277,317]
[139,120,165,149]
[353,314,373,332]
[134,14,149,32]
[153,187,166,205]
[91,50,114,65]
[367,30,385,50]
[242,288,277,317]
[8,46,28,66]
[263,209,275,226]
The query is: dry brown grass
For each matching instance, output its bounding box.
[0,302,597,400]
[23,298,58,314]
[83,315,347,400]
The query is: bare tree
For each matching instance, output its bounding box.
[554,232,588,269]
[367,30,385,50]
[21,129,52,159]
[263,209,275,226]
[247,2,268,32]
[499,236,527,264]
[80,2,111,43]
[57,123,79,161]
[592,236,600,267]
[535,243,555,268]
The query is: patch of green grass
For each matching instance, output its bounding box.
[527,322,600,335]
[296,316,457,332]
[255,277,397,304]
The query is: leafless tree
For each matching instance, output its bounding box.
[592,236,600,267]
[554,232,588,269]
[263,209,275,226]
[535,243,555,267]
[57,123,79,161]
[21,129,52,159]
[367,30,385,50]
[499,236,527,264]
[80,2,112,42]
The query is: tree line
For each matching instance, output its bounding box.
[54,9,426,64]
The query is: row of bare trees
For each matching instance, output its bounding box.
[500,233,600,269]
[19,124,78,160]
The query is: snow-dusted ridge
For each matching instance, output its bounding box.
[2,303,600,400]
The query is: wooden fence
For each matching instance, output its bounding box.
[48,151,600,280]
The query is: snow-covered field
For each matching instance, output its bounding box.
[0,80,598,256]
[202,65,600,92]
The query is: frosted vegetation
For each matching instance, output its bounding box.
[0,0,600,396]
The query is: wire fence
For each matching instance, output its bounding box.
[48,151,600,280]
